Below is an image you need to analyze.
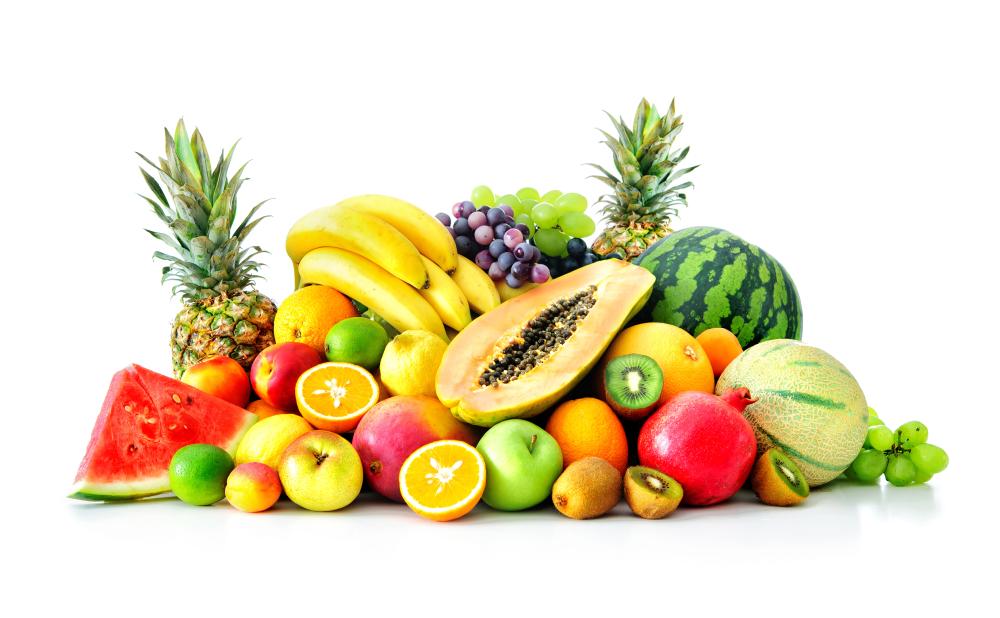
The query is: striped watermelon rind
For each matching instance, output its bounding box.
[716,339,868,486]
[635,226,803,348]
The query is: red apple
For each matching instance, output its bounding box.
[181,356,251,407]
[250,342,323,412]
[638,388,757,506]
[351,395,479,502]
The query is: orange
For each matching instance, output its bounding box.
[597,322,714,406]
[696,328,744,377]
[274,285,358,353]
[246,399,285,419]
[295,362,379,433]
[399,440,486,522]
[545,398,628,474]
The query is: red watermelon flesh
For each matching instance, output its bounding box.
[70,364,258,501]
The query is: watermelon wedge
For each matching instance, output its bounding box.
[70,364,257,501]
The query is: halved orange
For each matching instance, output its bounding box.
[399,440,486,522]
[295,362,379,433]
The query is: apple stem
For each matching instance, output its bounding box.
[529,434,537,454]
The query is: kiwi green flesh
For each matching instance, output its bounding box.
[628,466,682,500]
[768,450,809,497]
[605,354,663,410]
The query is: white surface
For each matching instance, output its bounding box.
[2,1,996,614]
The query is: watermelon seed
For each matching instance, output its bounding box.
[127,444,138,455]
[171,393,182,404]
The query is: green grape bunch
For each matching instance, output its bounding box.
[846,408,949,486]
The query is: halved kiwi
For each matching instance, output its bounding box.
[604,354,663,420]
[751,448,809,506]
[623,466,683,519]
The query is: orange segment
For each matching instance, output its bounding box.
[295,362,379,433]
[399,440,486,522]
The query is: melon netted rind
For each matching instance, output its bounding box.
[716,339,867,487]
[635,227,803,348]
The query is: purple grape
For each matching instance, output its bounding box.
[451,202,465,218]
[475,249,494,270]
[504,272,523,288]
[467,211,487,230]
[435,212,452,226]
[499,204,514,218]
[447,227,457,239]
[514,223,531,237]
[497,252,516,272]
[489,238,507,258]
[478,205,490,214]
[488,262,505,281]
[531,245,542,261]
[514,242,533,262]
[460,201,476,218]
[494,223,511,238]
[455,235,475,257]
[503,228,524,250]
[530,263,551,284]
[474,225,494,245]
[511,261,531,281]
[486,207,506,226]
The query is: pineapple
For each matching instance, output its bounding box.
[589,99,698,260]
[138,120,276,377]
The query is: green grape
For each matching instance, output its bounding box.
[554,192,588,214]
[540,189,562,204]
[867,425,894,452]
[514,212,534,230]
[896,421,928,448]
[471,185,495,207]
[533,228,568,257]
[866,407,882,427]
[516,187,540,202]
[496,193,522,213]
[884,454,917,487]
[912,468,934,484]
[558,212,596,237]
[531,202,559,228]
[910,443,948,474]
[850,449,887,482]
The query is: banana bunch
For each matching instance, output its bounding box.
[288,195,500,340]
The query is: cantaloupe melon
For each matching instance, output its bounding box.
[715,339,867,486]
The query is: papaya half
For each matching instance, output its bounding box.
[436,260,655,426]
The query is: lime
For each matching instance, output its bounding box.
[324,317,390,370]
[169,444,235,506]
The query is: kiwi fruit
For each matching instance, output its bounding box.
[751,448,810,506]
[623,466,683,519]
[551,457,622,519]
[604,354,664,420]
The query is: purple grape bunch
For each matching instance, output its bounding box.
[436,201,550,287]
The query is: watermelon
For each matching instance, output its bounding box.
[716,339,868,486]
[635,226,803,347]
[70,364,257,501]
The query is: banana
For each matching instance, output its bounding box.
[335,195,459,274]
[297,248,446,340]
[287,206,429,289]
[450,255,501,315]
[418,256,471,331]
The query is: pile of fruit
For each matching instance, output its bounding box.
[70,104,948,521]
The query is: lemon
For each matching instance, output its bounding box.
[234,414,312,469]
[169,444,234,506]
[379,330,448,397]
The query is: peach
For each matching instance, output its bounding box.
[351,395,480,502]
[247,399,285,419]
[181,356,251,407]
[250,342,323,412]
[225,462,282,513]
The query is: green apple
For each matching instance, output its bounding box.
[278,430,363,511]
[477,420,563,511]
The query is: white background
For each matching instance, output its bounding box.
[2,1,996,615]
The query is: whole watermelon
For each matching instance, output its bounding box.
[635,227,802,347]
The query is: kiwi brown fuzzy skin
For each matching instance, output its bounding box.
[604,354,664,421]
[552,457,623,520]
[751,448,809,507]
[624,466,683,519]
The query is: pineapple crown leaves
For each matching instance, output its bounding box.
[587,98,699,225]
[137,119,271,301]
